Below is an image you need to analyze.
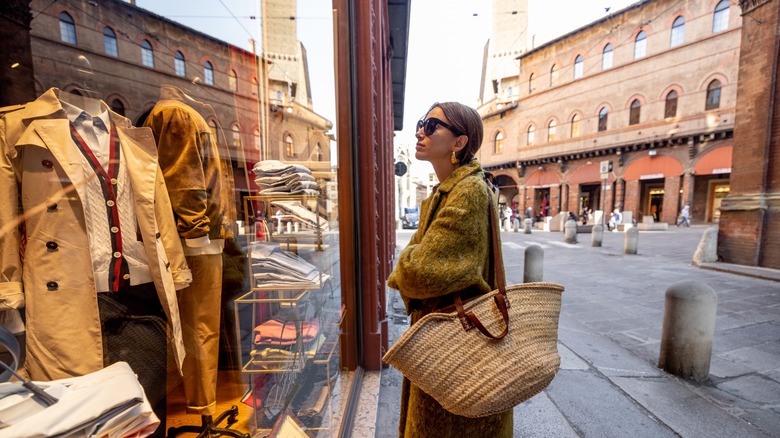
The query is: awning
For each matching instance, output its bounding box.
[524,169,559,188]
[568,162,614,184]
[694,146,732,175]
[624,155,683,181]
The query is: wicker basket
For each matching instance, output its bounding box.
[383,282,564,418]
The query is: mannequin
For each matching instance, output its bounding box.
[0,87,190,435]
[143,85,240,436]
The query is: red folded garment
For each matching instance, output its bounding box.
[253,319,320,346]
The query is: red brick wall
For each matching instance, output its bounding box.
[662,176,681,224]
[624,179,641,219]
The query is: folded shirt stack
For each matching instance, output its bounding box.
[250,242,321,288]
[271,200,330,232]
[253,160,320,196]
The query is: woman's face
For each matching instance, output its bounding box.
[414,106,460,165]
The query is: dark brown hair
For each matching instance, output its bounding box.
[428,101,484,165]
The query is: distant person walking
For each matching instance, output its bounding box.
[677,204,690,227]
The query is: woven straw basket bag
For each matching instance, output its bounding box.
[383,281,564,418]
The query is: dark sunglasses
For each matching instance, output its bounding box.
[416,117,464,137]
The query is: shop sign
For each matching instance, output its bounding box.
[640,173,664,180]
[712,167,731,174]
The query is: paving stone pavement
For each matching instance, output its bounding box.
[375,226,780,437]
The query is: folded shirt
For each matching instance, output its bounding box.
[253,318,320,346]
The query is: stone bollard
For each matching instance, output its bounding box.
[523,244,544,283]
[564,219,578,244]
[523,218,532,234]
[513,218,520,232]
[591,224,604,247]
[624,227,639,254]
[692,227,718,265]
[658,281,718,382]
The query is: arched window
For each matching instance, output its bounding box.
[174,51,186,77]
[494,131,504,154]
[526,125,535,146]
[670,16,685,47]
[204,61,214,85]
[705,80,722,110]
[570,114,581,138]
[110,99,125,116]
[629,99,641,125]
[573,55,584,79]
[208,120,218,143]
[284,133,295,157]
[103,27,118,57]
[665,90,678,118]
[231,124,241,148]
[528,73,535,94]
[229,70,238,92]
[550,64,558,86]
[602,43,613,70]
[253,128,261,150]
[634,31,647,59]
[141,40,154,68]
[598,107,609,132]
[547,120,557,142]
[713,1,730,33]
[59,12,77,44]
[251,77,258,95]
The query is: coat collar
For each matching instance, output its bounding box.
[436,160,484,194]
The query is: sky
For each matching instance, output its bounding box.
[134,0,637,172]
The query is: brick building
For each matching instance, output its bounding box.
[477,0,739,228]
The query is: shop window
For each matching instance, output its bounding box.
[59,12,77,44]
[550,64,558,86]
[204,61,214,85]
[670,16,685,47]
[284,133,295,157]
[705,79,721,110]
[174,51,186,77]
[629,99,641,125]
[526,125,535,146]
[573,55,584,79]
[141,40,154,68]
[598,107,608,132]
[634,31,647,59]
[528,73,534,94]
[570,114,581,137]
[547,120,557,142]
[229,70,238,92]
[494,131,504,154]
[665,90,678,118]
[109,99,125,116]
[103,27,118,57]
[602,43,613,70]
[713,1,730,33]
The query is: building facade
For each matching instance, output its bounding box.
[477,0,739,228]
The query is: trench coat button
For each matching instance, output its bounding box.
[45,241,58,250]
[46,281,58,290]
[155,232,161,239]
[123,274,131,280]
[41,159,53,169]
[47,202,57,211]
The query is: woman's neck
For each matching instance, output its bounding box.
[432,161,457,183]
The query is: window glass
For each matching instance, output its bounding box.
[665,90,678,118]
[602,43,613,70]
[59,12,77,44]
[629,99,641,125]
[141,40,154,68]
[547,120,557,142]
[103,27,118,57]
[174,50,186,77]
[528,73,534,93]
[574,55,584,79]
[527,125,535,146]
[598,107,609,131]
[204,61,214,85]
[231,123,241,148]
[494,131,504,154]
[671,16,685,47]
[284,133,295,157]
[713,1,729,33]
[229,70,238,92]
[706,80,722,110]
[634,31,647,59]
[570,114,581,137]
[109,99,125,116]
[550,64,558,86]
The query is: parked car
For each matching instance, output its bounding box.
[402,207,419,229]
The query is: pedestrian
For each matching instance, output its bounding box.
[608,208,622,231]
[504,205,513,231]
[525,205,533,223]
[677,204,690,227]
[387,101,513,437]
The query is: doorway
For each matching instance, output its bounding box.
[707,180,730,223]
[641,180,665,222]
[579,183,601,218]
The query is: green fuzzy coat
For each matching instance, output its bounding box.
[387,161,513,437]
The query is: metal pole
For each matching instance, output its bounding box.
[602,177,607,226]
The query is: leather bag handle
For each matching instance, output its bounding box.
[454,181,510,339]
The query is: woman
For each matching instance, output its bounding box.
[387,102,513,437]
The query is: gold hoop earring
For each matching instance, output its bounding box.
[450,151,458,165]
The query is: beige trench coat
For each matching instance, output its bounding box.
[0,88,191,380]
